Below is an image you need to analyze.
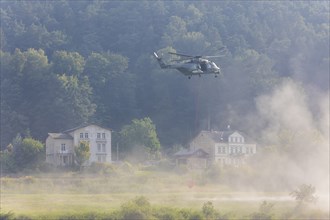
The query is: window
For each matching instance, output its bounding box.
[97,133,101,139]
[97,143,101,152]
[218,146,226,154]
[80,133,83,138]
[102,133,106,139]
[97,155,101,162]
[85,133,88,139]
[61,144,66,151]
[102,144,106,152]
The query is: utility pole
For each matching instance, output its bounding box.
[116,142,119,161]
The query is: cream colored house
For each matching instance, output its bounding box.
[46,124,111,166]
[190,130,256,167]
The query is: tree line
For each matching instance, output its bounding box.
[1,0,329,150]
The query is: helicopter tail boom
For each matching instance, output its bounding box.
[153,52,168,69]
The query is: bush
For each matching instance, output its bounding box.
[87,162,117,175]
[249,201,275,220]
[0,211,14,220]
[153,207,183,220]
[119,196,152,220]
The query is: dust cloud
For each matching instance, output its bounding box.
[246,78,329,209]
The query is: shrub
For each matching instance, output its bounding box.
[249,201,275,220]
[290,184,318,204]
[119,196,152,220]
[0,211,14,220]
[87,162,116,175]
[153,207,183,220]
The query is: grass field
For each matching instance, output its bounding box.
[1,168,329,219]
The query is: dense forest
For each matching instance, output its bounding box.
[1,0,329,151]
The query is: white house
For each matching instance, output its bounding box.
[189,130,257,167]
[46,124,112,166]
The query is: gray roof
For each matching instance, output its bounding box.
[174,148,209,157]
[63,123,111,133]
[198,130,255,143]
[199,130,235,142]
[48,133,73,140]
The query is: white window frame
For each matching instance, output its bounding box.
[61,144,66,151]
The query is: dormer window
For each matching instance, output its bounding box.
[80,133,83,138]
[97,133,101,139]
[85,133,88,139]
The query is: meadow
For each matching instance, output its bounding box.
[1,163,329,220]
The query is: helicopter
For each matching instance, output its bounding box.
[153,50,225,79]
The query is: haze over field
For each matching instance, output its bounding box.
[0,1,329,219]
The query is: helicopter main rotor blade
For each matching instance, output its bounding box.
[203,55,226,58]
[168,52,195,58]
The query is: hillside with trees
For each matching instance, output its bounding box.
[1,0,329,151]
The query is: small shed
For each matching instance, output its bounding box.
[174,148,209,169]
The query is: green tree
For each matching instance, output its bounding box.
[84,51,135,128]
[52,50,85,76]
[119,118,161,159]
[57,74,96,127]
[11,135,45,170]
[74,141,90,168]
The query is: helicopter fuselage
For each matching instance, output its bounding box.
[154,52,221,78]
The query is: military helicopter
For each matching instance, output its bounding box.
[153,49,225,79]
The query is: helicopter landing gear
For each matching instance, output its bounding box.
[215,74,218,78]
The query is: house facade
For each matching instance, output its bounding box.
[189,130,257,167]
[46,124,111,166]
[174,148,209,169]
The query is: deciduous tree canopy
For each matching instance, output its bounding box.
[0,1,329,150]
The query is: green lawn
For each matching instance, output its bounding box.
[0,172,328,219]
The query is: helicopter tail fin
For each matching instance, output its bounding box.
[153,52,168,69]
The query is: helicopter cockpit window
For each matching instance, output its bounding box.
[211,62,218,68]
[200,61,207,71]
